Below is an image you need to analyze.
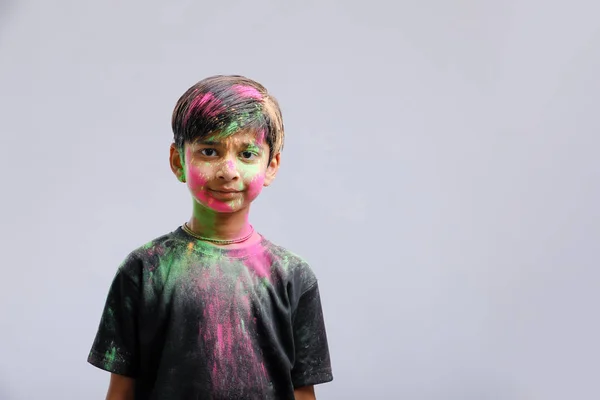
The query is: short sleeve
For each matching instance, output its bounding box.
[290,282,333,388]
[87,261,140,377]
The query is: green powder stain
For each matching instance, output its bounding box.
[241,319,246,334]
[179,153,189,183]
[153,252,191,294]
[104,346,117,369]
[260,277,270,289]
[206,108,265,141]
[224,121,239,135]
[149,237,235,302]
[191,201,219,238]
[278,253,292,272]
[246,143,260,154]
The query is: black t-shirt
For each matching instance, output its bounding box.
[88,227,333,399]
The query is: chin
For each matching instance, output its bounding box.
[196,197,248,213]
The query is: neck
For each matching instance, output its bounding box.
[188,201,253,241]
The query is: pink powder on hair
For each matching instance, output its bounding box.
[255,129,266,146]
[185,92,223,125]
[232,85,262,100]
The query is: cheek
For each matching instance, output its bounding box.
[187,165,209,195]
[246,173,266,199]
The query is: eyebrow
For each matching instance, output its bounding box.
[195,139,221,146]
[195,139,261,149]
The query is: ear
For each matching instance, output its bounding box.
[169,143,186,183]
[263,152,281,187]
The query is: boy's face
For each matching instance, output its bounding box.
[170,130,280,213]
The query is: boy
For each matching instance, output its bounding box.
[87,75,333,399]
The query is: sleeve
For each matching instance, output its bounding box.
[290,282,334,388]
[87,260,140,377]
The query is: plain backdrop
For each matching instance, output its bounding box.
[1,1,599,399]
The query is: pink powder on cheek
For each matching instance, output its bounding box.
[245,173,266,201]
[185,150,233,212]
[186,163,218,208]
[232,85,262,100]
[187,163,209,197]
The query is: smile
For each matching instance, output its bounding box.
[208,189,243,199]
[210,188,241,193]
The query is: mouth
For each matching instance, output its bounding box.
[208,188,243,199]
[210,188,242,193]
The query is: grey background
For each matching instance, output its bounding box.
[1,0,598,399]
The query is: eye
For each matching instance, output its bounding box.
[241,150,258,160]
[200,148,218,157]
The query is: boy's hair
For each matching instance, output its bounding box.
[172,75,285,160]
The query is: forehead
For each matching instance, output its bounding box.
[189,129,267,147]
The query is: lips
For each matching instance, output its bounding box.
[210,188,241,193]
[208,188,243,200]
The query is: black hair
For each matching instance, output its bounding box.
[171,75,284,160]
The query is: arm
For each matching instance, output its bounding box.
[294,385,316,400]
[88,262,141,396]
[105,374,135,400]
[290,282,333,395]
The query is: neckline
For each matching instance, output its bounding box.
[175,226,270,259]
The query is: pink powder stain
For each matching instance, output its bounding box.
[224,160,235,172]
[184,92,223,125]
[208,196,234,212]
[185,148,209,191]
[217,324,224,354]
[234,281,253,319]
[255,129,266,146]
[244,172,266,203]
[232,85,262,100]
[193,262,269,392]
[186,155,235,213]
[226,324,233,356]
[242,251,273,279]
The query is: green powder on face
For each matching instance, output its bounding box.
[246,143,260,153]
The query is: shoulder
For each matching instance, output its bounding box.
[117,228,187,278]
[262,238,319,293]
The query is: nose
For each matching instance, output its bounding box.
[216,159,239,181]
